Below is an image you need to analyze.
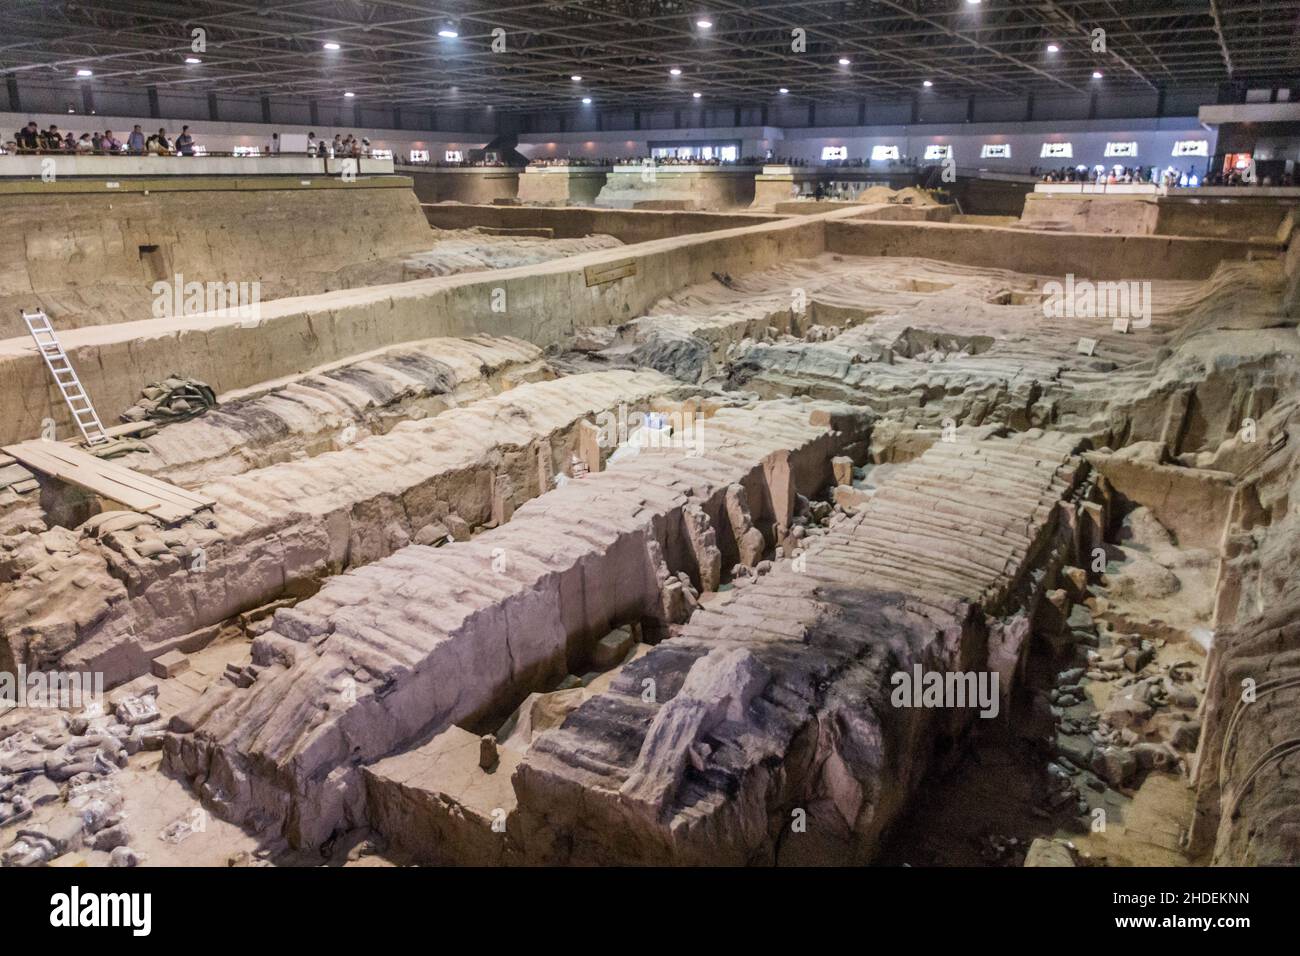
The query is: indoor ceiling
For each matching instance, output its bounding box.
[1,0,1297,112]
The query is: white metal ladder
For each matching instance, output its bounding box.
[22,309,110,446]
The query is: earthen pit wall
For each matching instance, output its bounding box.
[1020,194,1163,235]
[0,177,433,339]
[1,208,1275,447]
[0,212,831,447]
[421,202,784,243]
[594,168,760,211]
[1155,197,1297,240]
[515,169,609,206]
[825,218,1278,281]
[401,167,521,205]
[1022,193,1300,240]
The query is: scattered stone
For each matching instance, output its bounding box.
[1055,733,1095,768]
[831,456,854,487]
[1102,688,1154,729]
[90,824,131,852]
[414,522,450,547]
[591,627,634,669]
[150,649,190,679]
[1132,742,1179,771]
[1091,746,1138,787]
[1060,566,1089,601]
[109,846,141,868]
[1169,719,1201,752]
[444,514,472,541]
[479,734,499,772]
[1024,838,1076,867]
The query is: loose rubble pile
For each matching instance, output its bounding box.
[1,686,164,867]
[1038,580,1201,825]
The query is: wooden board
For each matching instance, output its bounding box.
[584,258,638,287]
[2,440,215,525]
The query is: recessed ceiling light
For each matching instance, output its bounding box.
[669,68,682,76]
[1092,70,1103,79]
[438,28,459,39]
[75,69,93,77]
[344,91,355,97]
[1046,43,1060,53]
[185,56,202,64]
[838,57,851,66]
[582,97,592,104]
[923,80,933,87]
[966,0,982,5]
[693,91,702,98]
[323,42,341,50]
[696,19,713,29]
[571,74,582,81]
[779,87,789,94]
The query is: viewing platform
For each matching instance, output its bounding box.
[0,153,395,178]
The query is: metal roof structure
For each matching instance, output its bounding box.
[1,1,1297,112]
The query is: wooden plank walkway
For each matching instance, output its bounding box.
[2,440,214,524]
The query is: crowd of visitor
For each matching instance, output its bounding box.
[6,121,197,155]
[306,132,376,158]
[1037,163,1294,189]
[528,156,612,167]
[3,123,387,159]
